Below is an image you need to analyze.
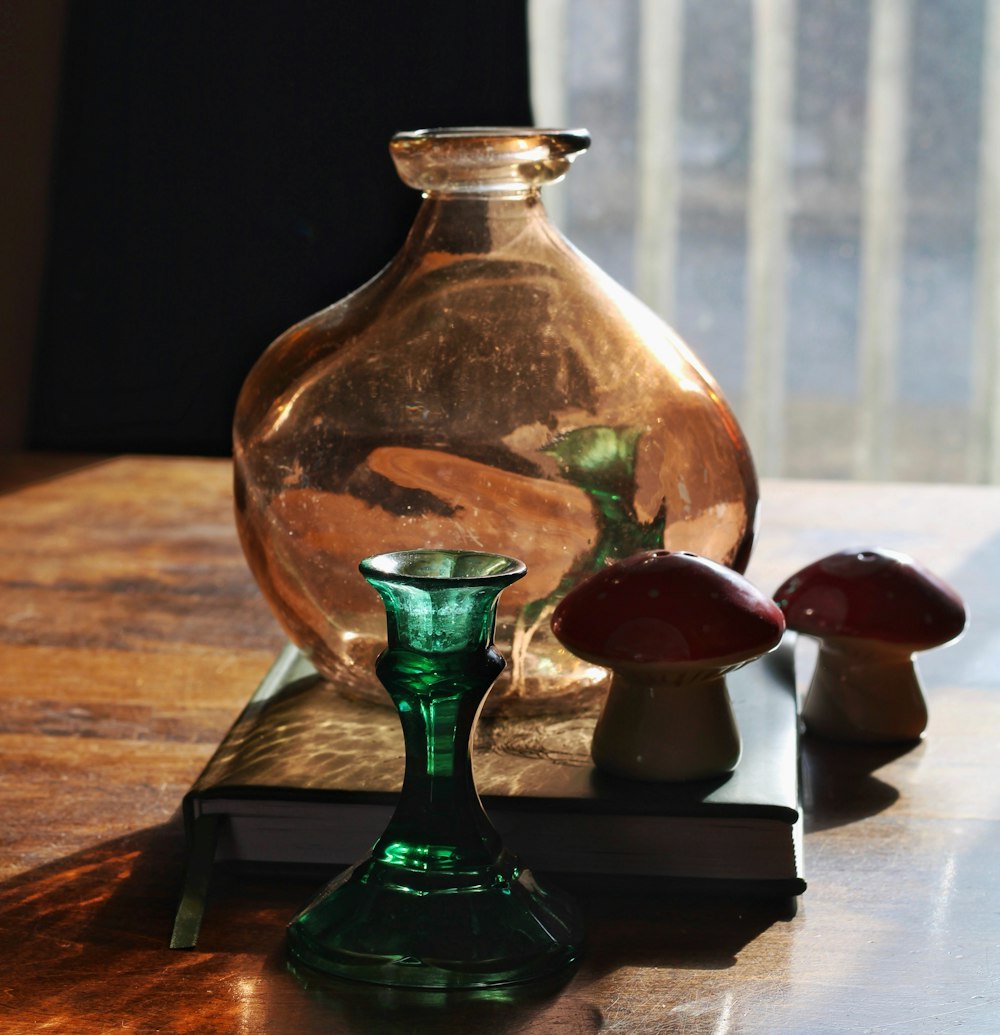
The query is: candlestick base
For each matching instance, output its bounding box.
[287,850,582,988]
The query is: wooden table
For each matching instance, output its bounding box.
[2,454,999,1034]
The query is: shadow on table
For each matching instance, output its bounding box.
[0,820,795,1034]
[0,452,112,495]
[801,735,918,832]
[0,821,259,1032]
[265,876,794,1035]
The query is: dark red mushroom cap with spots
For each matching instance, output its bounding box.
[551,550,785,671]
[774,547,967,650]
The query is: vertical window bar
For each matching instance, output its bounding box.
[855,0,912,480]
[634,0,685,322]
[528,0,571,230]
[971,0,1000,483]
[746,0,797,476]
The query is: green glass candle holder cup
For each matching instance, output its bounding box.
[286,548,583,988]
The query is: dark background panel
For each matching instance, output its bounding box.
[29,0,533,456]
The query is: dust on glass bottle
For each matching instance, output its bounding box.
[234,128,759,711]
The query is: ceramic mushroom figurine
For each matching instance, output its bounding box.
[551,550,785,781]
[774,547,967,744]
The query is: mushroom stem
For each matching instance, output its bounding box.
[591,671,742,781]
[801,639,928,744]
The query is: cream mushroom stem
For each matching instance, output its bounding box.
[801,635,928,744]
[591,664,742,782]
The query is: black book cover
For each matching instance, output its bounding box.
[171,644,804,947]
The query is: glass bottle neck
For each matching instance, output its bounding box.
[405,192,557,257]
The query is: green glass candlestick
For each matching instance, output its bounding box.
[286,549,583,988]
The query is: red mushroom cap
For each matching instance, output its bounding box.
[774,547,967,649]
[551,550,785,671]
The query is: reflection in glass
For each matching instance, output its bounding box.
[234,128,758,710]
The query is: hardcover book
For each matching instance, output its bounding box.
[171,644,805,948]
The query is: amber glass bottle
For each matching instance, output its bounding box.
[233,128,758,710]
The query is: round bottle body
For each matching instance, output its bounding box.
[233,129,758,709]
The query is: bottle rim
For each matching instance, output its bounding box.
[390,127,591,196]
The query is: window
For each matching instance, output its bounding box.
[530,0,998,483]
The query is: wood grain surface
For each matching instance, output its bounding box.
[1,454,999,1034]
